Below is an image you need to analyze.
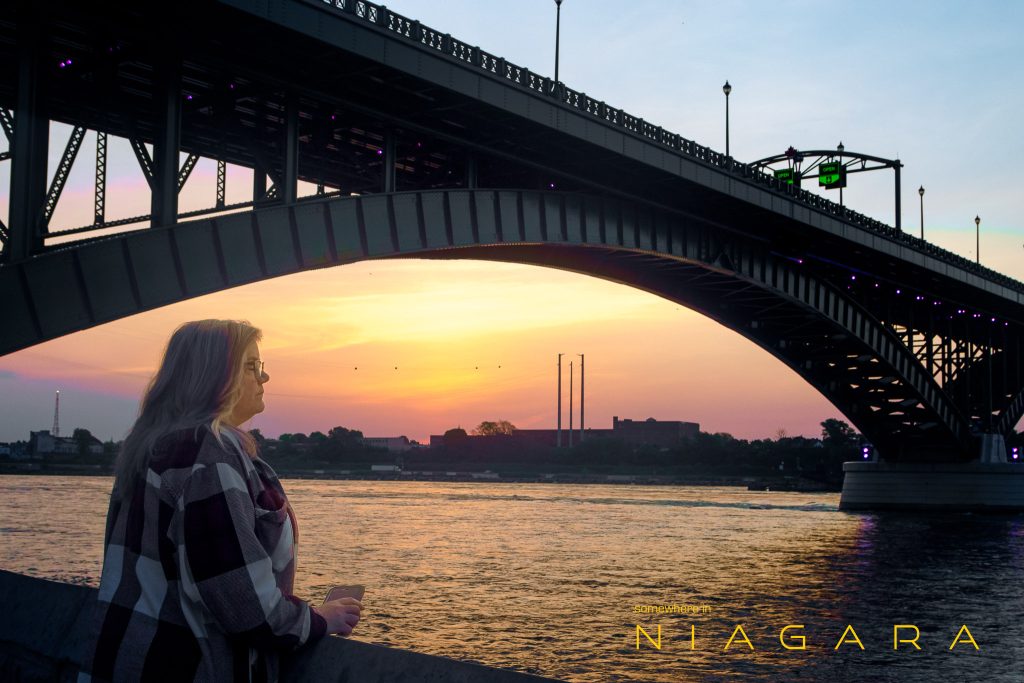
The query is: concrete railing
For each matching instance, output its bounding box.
[0,569,558,682]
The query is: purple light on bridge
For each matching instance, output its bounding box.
[896,289,901,295]
[376,149,383,155]
[186,95,193,101]
[851,275,856,280]
[549,183,556,189]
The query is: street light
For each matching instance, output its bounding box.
[554,0,563,85]
[722,80,732,157]
[918,186,925,240]
[837,141,845,205]
[975,215,981,264]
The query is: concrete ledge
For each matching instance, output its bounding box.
[0,570,92,683]
[840,461,1024,511]
[282,636,550,683]
[0,570,558,682]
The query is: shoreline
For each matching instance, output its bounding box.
[0,462,840,492]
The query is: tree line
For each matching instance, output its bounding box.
[220,418,863,484]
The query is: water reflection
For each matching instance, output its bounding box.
[0,477,1021,682]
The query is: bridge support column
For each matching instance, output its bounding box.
[253,163,267,201]
[383,131,396,193]
[151,51,181,228]
[466,152,478,189]
[283,91,299,204]
[840,459,1024,512]
[978,433,1006,463]
[8,8,48,261]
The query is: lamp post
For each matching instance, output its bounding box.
[918,186,925,240]
[975,215,980,264]
[554,0,563,85]
[722,80,732,157]
[837,141,845,205]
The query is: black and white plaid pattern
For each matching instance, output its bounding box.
[77,425,327,682]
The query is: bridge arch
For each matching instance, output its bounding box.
[1,189,980,459]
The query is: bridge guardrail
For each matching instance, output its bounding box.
[312,0,1024,296]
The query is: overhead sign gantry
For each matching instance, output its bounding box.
[750,144,904,230]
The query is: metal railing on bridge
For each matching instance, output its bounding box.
[316,0,1024,295]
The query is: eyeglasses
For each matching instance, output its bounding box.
[245,360,266,379]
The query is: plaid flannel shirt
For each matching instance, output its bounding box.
[77,425,327,682]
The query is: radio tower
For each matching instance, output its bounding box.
[53,390,60,437]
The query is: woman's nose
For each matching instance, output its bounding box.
[260,371,270,383]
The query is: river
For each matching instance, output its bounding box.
[0,475,1020,682]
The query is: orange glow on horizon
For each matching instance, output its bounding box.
[0,258,851,443]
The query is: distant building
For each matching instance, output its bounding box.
[29,430,104,456]
[612,416,700,448]
[4,443,30,460]
[428,417,699,449]
[30,430,57,456]
[362,436,413,452]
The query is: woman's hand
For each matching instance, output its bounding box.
[317,597,362,636]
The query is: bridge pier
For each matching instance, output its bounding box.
[840,455,1024,512]
[978,433,1007,463]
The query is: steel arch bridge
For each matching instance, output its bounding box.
[2,0,1024,465]
[2,188,1021,463]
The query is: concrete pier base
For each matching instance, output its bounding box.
[840,460,1024,512]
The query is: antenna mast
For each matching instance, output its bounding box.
[53,390,60,437]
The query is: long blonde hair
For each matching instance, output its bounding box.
[114,319,261,500]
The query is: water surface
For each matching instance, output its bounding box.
[1,476,1020,681]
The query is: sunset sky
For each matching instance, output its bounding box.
[1,1,1022,444]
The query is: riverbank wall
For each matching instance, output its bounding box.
[0,569,557,682]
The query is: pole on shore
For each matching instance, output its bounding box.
[568,361,574,448]
[557,353,563,447]
[578,354,584,442]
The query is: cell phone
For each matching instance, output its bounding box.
[322,584,365,605]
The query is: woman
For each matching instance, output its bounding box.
[77,320,361,682]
